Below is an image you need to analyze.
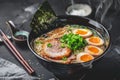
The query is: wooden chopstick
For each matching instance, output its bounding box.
[0,29,35,75]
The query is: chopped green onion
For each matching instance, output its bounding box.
[60,33,87,50]
[62,56,67,61]
[35,41,43,44]
[47,43,52,47]
[61,43,65,48]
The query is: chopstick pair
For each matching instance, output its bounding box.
[0,29,35,75]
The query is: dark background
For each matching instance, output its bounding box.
[0,0,120,80]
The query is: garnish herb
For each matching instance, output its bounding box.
[61,43,65,48]
[62,56,67,61]
[35,40,43,44]
[47,43,52,47]
[60,33,87,50]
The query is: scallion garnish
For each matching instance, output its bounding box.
[60,33,87,50]
[61,43,65,48]
[47,43,52,47]
[62,56,67,61]
[35,41,43,44]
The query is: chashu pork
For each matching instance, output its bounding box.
[43,39,71,60]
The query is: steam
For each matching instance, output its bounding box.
[110,36,120,63]
[94,0,120,31]
[95,0,113,22]
[114,47,120,55]
[71,0,75,5]
[95,0,113,30]
[81,60,93,69]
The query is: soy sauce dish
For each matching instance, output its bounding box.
[27,15,111,79]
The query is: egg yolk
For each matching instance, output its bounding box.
[89,37,100,43]
[88,46,99,54]
[76,30,87,35]
[80,54,93,62]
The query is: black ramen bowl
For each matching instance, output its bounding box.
[27,15,111,80]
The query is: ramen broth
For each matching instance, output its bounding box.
[33,25,105,64]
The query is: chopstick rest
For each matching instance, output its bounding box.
[0,29,35,75]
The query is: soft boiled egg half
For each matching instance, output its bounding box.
[85,45,103,56]
[73,28,92,38]
[76,52,94,62]
[86,36,104,46]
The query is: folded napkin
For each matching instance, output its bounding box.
[0,58,40,80]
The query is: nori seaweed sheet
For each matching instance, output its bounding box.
[30,0,56,34]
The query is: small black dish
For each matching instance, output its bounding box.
[6,20,29,44]
[66,4,92,17]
